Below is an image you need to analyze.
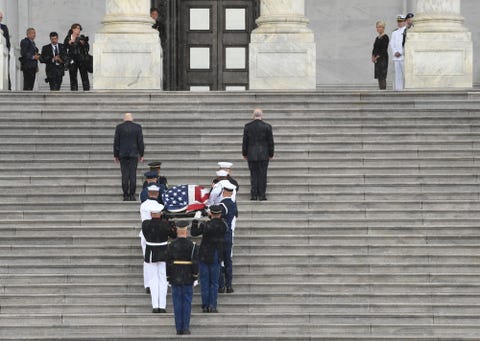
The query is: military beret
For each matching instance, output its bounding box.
[405,13,414,19]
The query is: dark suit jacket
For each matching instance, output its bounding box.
[113,121,145,158]
[0,24,10,50]
[40,43,66,78]
[20,38,38,70]
[242,119,274,161]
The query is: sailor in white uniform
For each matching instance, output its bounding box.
[207,171,237,206]
[139,184,164,293]
[389,14,406,91]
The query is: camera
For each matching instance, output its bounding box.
[79,34,89,42]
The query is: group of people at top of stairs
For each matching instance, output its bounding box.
[372,12,414,90]
[16,23,92,91]
[112,109,274,335]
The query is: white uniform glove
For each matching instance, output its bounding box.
[194,211,202,219]
[193,280,199,287]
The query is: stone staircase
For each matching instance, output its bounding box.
[0,90,480,340]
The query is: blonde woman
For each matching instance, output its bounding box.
[371,20,389,90]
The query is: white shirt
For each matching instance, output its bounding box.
[207,180,236,206]
[140,199,164,222]
[389,26,406,61]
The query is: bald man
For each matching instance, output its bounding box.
[114,113,145,201]
[242,109,274,201]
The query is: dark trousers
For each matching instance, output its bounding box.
[172,284,193,333]
[23,68,36,90]
[219,242,232,289]
[199,251,220,309]
[69,62,90,91]
[120,157,138,198]
[248,160,269,198]
[47,67,64,91]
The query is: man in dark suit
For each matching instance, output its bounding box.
[242,109,274,201]
[0,11,11,90]
[20,28,40,91]
[114,113,145,201]
[40,32,66,91]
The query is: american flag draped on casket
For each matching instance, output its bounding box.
[162,185,210,213]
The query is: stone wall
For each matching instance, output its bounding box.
[306,0,479,87]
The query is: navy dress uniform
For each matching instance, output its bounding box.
[140,171,166,203]
[219,183,238,293]
[166,221,199,335]
[142,209,177,313]
[191,206,227,313]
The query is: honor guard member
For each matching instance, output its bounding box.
[218,182,238,294]
[166,221,199,335]
[191,205,227,313]
[143,161,168,189]
[207,174,237,206]
[142,207,177,313]
[139,185,164,293]
[140,171,166,204]
[217,162,240,191]
[403,13,415,47]
[389,14,406,91]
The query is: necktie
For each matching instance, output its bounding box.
[54,45,58,56]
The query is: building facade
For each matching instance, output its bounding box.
[0,0,478,90]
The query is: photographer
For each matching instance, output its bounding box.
[64,23,90,91]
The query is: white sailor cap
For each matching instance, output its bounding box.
[218,162,233,169]
[216,170,229,177]
[145,200,163,212]
[396,14,406,21]
[148,184,160,191]
[221,180,236,191]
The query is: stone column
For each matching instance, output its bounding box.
[0,27,7,90]
[404,0,473,89]
[249,0,316,90]
[93,0,161,90]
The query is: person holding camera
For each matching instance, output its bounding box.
[64,23,90,91]
[40,32,66,91]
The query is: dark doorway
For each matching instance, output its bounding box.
[152,0,259,90]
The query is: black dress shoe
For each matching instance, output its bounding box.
[152,308,160,313]
[226,286,234,293]
[202,306,209,313]
[259,197,267,201]
[176,330,183,335]
[218,287,225,293]
[159,308,166,313]
[145,287,151,294]
[250,196,257,200]
[129,194,136,201]
[182,330,191,335]
[123,196,129,201]
[209,307,218,313]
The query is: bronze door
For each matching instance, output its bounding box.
[153,0,259,90]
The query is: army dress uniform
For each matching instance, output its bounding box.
[142,214,177,312]
[166,224,199,335]
[190,210,227,312]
